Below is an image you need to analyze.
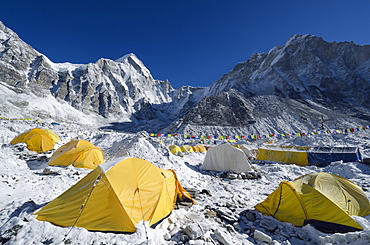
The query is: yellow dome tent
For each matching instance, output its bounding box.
[42,129,61,143]
[10,128,56,153]
[255,172,370,233]
[35,157,195,233]
[191,145,207,153]
[180,145,194,153]
[169,145,181,154]
[48,139,104,169]
[196,145,207,153]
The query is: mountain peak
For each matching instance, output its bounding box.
[114,53,137,63]
[287,34,316,41]
[284,34,323,46]
[114,53,152,78]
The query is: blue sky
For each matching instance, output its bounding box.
[1,0,370,88]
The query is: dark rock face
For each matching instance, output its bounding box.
[182,90,255,126]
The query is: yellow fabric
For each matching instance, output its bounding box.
[169,145,181,154]
[195,145,206,152]
[255,181,307,226]
[150,169,177,226]
[42,129,61,143]
[191,145,206,152]
[10,128,37,145]
[169,169,196,204]
[267,145,311,151]
[48,140,104,169]
[299,184,363,231]
[11,128,55,153]
[35,157,194,233]
[257,148,309,166]
[292,172,370,216]
[179,145,194,153]
[255,172,370,231]
[35,168,134,232]
[191,146,199,152]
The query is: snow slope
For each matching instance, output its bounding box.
[2,95,370,244]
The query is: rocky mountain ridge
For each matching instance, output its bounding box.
[167,34,370,135]
[1,21,370,135]
[0,21,177,121]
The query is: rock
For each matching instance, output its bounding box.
[189,240,205,245]
[225,202,237,211]
[0,224,23,244]
[205,210,217,218]
[176,202,193,210]
[242,210,256,222]
[163,232,171,241]
[225,224,236,233]
[169,225,180,236]
[253,230,272,244]
[345,232,360,243]
[216,207,239,224]
[246,171,261,179]
[213,228,233,245]
[184,223,205,240]
[271,241,282,245]
[167,217,176,224]
[185,187,199,198]
[220,172,228,178]
[362,158,370,165]
[226,173,238,179]
[200,189,212,196]
[42,168,60,175]
[259,219,277,232]
[294,228,309,240]
[167,223,174,231]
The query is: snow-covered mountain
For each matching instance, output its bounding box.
[0,21,174,122]
[2,21,370,135]
[168,34,370,135]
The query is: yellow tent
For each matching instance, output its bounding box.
[42,129,61,143]
[191,145,207,153]
[48,139,104,169]
[191,145,199,152]
[35,157,195,233]
[169,145,181,154]
[10,128,56,153]
[180,145,194,153]
[257,147,309,166]
[195,145,206,153]
[255,172,370,233]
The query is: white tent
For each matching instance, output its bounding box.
[202,144,252,173]
[239,144,256,159]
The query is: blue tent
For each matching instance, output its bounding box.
[307,147,362,167]
[257,146,362,167]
